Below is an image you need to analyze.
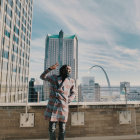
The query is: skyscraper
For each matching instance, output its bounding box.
[81,76,95,102]
[0,0,33,103]
[44,30,78,100]
[94,83,100,101]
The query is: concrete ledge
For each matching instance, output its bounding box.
[0,105,140,139]
[0,101,140,106]
[20,135,140,140]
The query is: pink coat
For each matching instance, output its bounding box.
[43,69,76,122]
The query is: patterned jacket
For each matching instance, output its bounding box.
[41,69,76,122]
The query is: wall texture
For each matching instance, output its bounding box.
[0,104,140,139]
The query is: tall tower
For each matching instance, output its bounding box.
[0,0,33,103]
[44,30,78,100]
[94,83,100,101]
[81,76,95,102]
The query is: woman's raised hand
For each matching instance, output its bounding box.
[49,62,59,70]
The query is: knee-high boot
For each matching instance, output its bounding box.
[49,121,57,140]
[58,122,66,140]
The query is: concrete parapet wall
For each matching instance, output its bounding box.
[0,104,140,139]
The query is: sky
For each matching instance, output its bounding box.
[30,0,140,86]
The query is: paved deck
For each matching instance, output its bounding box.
[20,135,140,140]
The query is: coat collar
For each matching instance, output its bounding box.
[57,76,71,86]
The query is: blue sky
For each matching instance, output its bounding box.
[30,0,140,86]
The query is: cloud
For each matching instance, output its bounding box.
[29,37,45,81]
[31,0,140,85]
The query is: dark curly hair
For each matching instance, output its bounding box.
[59,64,70,76]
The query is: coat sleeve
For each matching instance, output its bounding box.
[68,80,76,103]
[40,68,54,83]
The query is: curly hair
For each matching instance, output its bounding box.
[59,64,70,76]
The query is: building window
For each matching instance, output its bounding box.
[25,77,28,83]
[14,25,19,35]
[13,44,18,53]
[15,6,20,17]
[3,61,8,70]
[22,24,26,34]
[5,5,12,17]
[26,38,28,44]
[13,34,19,44]
[23,8,27,17]
[21,33,25,41]
[16,0,21,9]
[22,16,26,26]
[0,0,3,7]
[22,52,24,57]
[8,0,13,8]
[30,19,32,25]
[12,65,17,72]
[4,29,10,38]
[5,16,11,28]
[27,23,29,30]
[3,50,9,59]
[30,26,31,32]
[19,58,21,64]
[16,18,20,27]
[11,54,15,62]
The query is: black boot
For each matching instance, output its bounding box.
[58,132,65,140]
[49,132,56,140]
[49,121,57,140]
[58,122,66,140]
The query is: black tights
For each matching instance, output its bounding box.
[49,121,66,140]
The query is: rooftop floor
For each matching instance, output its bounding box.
[20,135,140,140]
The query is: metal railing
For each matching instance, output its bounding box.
[0,86,140,103]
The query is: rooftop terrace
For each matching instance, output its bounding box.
[0,102,140,140]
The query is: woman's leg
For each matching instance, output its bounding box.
[58,121,66,140]
[49,121,57,140]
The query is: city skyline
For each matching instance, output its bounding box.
[30,0,140,86]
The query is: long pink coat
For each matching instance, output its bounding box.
[43,69,76,122]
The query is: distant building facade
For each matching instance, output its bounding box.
[81,76,95,102]
[78,84,82,102]
[29,78,43,102]
[127,91,140,101]
[94,83,100,101]
[120,82,130,101]
[0,0,33,103]
[44,30,78,101]
[34,85,44,102]
[29,78,37,102]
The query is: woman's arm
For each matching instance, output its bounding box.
[40,62,59,81]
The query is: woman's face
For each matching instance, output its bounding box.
[62,66,71,76]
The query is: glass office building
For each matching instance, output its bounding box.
[44,30,78,100]
[0,0,33,103]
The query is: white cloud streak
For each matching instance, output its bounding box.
[31,0,140,85]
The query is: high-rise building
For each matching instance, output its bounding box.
[28,78,43,102]
[0,0,33,103]
[44,30,78,100]
[94,83,100,101]
[120,82,130,101]
[78,84,82,102]
[81,76,95,102]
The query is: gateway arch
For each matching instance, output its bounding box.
[89,65,112,96]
